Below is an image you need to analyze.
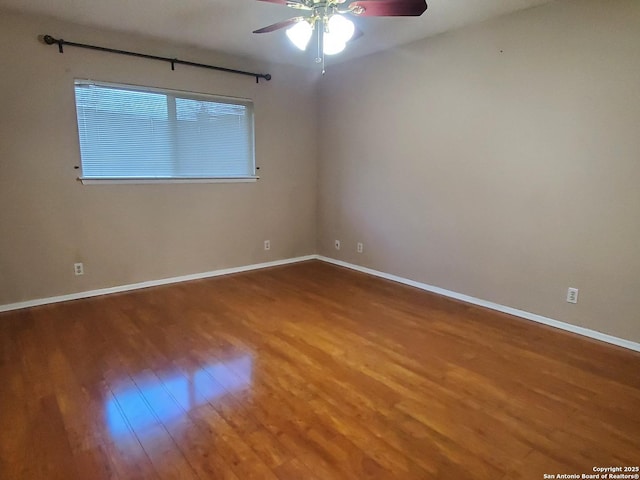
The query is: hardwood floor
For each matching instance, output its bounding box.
[1,260,639,479]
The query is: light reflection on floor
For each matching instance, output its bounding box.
[106,355,252,438]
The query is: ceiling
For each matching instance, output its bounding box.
[0,0,554,67]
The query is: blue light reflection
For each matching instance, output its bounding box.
[105,355,252,439]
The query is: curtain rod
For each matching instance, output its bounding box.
[41,35,272,83]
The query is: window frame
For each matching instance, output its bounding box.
[73,79,258,185]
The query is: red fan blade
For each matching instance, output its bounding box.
[253,17,303,34]
[350,0,427,17]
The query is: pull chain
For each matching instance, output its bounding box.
[315,17,322,73]
[321,15,326,75]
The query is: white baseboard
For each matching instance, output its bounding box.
[2,253,638,353]
[0,255,317,313]
[317,256,640,353]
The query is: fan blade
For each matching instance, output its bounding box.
[350,0,427,17]
[256,0,292,4]
[258,0,313,10]
[256,0,309,7]
[253,17,303,34]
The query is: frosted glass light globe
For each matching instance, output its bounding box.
[327,15,355,43]
[323,32,346,55]
[286,21,313,51]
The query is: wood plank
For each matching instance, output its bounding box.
[0,260,639,479]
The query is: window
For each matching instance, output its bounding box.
[73,80,256,183]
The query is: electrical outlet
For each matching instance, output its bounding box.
[566,287,578,304]
[74,263,84,276]
[264,240,270,251]
[335,240,341,250]
[357,242,364,254]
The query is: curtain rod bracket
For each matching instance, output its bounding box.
[41,34,272,82]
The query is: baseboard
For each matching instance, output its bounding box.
[316,256,640,353]
[0,255,318,313]
[3,253,638,353]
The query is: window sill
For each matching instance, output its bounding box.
[79,176,259,185]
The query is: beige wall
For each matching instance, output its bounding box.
[0,10,318,305]
[318,0,640,342]
[2,1,639,345]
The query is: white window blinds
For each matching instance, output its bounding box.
[74,80,256,180]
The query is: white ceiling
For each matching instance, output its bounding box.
[0,0,554,67]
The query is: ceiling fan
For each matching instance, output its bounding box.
[253,0,428,72]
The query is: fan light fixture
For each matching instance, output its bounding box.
[322,31,346,55]
[253,0,428,74]
[286,20,313,51]
[285,14,355,55]
[324,14,355,54]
